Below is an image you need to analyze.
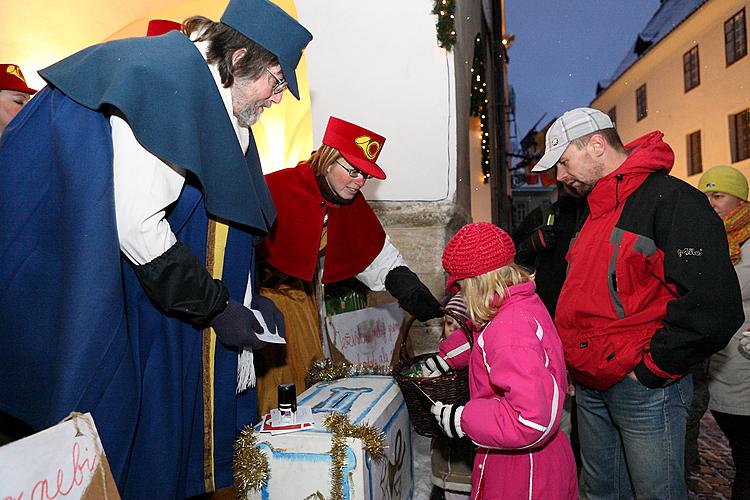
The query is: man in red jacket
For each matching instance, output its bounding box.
[532,107,743,499]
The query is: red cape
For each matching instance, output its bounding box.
[259,162,386,283]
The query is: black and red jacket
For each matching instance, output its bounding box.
[556,131,743,390]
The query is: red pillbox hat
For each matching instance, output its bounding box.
[442,222,516,293]
[0,64,37,94]
[322,116,387,180]
[146,19,183,37]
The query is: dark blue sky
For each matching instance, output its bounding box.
[505,0,659,142]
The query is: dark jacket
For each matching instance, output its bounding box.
[513,189,585,318]
[556,131,743,390]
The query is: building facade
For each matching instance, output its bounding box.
[592,0,749,185]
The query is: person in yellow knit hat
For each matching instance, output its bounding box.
[698,165,750,500]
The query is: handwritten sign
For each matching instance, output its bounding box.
[0,413,120,500]
[325,303,404,365]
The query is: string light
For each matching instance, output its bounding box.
[432,0,456,49]
[470,34,491,183]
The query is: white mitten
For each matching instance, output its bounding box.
[421,354,451,378]
[431,401,465,438]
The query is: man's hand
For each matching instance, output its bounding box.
[251,295,285,338]
[211,299,269,349]
[431,401,465,438]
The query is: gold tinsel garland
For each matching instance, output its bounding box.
[233,426,269,498]
[324,413,385,500]
[305,359,391,387]
[233,375,387,500]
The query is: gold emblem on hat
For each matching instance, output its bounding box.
[355,135,381,160]
[7,65,24,81]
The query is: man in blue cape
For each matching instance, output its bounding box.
[0,0,312,497]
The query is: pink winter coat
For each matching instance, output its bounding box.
[439,281,577,500]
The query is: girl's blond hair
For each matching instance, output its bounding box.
[460,263,532,328]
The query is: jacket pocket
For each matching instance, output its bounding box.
[564,334,629,389]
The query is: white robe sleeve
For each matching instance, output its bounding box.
[355,235,407,291]
[111,115,186,265]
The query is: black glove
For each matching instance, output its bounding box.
[384,266,443,321]
[251,294,286,339]
[211,299,269,350]
[517,225,556,255]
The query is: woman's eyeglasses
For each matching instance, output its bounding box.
[265,68,288,95]
[336,161,370,180]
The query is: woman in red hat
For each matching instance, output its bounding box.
[255,116,442,414]
[431,222,577,499]
[0,64,36,136]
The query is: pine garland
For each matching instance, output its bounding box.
[470,34,491,183]
[432,0,456,50]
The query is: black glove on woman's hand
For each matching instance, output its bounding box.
[385,266,443,321]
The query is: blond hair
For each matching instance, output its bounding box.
[460,263,532,328]
[308,145,342,176]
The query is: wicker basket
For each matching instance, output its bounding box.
[391,310,472,437]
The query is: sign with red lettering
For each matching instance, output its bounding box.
[0,413,120,500]
[325,303,404,365]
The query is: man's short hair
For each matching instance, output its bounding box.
[571,128,626,153]
[184,16,278,88]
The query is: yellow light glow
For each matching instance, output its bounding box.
[10,0,312,175]
[105,0,312,174]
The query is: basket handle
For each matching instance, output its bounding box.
[390,314,416,371]
[389,308,473,372]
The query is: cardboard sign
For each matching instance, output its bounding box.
[0,413,120,500]
[325,303,405,365]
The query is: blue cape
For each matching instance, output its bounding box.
[0,34,270,498]
[39,30,275,232]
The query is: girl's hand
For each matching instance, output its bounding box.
[420,354,450,378]
[431,401,464,438]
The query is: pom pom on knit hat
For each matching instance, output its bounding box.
[442,222,515,293]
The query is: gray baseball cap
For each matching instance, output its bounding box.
[532,107,614,172]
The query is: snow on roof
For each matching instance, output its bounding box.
[596,0,707,95]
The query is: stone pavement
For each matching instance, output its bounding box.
[688,411,735,500]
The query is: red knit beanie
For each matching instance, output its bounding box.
[442,222,516,293]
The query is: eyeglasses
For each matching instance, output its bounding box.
[336,161,370,180]
[265,68,288,95]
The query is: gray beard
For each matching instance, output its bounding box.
[235,104,262,128]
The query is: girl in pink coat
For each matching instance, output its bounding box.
[428,222,577,499]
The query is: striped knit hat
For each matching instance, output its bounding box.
[442,222,516,293]
[444,293,468,320]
